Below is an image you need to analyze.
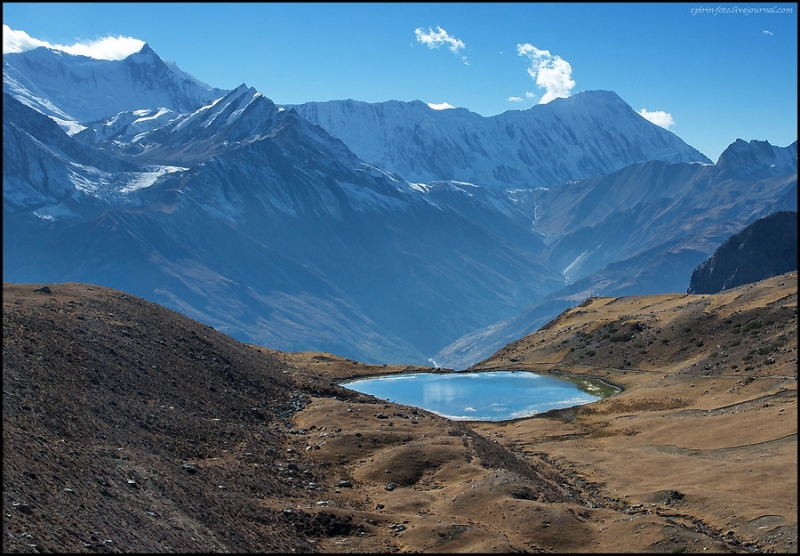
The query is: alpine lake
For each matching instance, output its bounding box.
[341,370,619,422]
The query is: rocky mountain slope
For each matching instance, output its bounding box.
[4,274,796,552]
[688,210,798,294]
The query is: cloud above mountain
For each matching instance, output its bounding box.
[415,26,467,64]
[638,108,676,129]
[415,26,465,53]
[516,43,575,104]
[2,25,143,60]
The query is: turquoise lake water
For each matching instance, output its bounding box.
[341,370,612,421]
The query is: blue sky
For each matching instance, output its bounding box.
[3,2,797,161]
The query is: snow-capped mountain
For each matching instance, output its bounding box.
[288,92,711,190]
[3,43,227,129]
[716,138,798,180]
[3,41,795,368]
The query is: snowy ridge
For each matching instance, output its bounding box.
[289,91,712,190]
[3,92,186,215]
[80,107,181,144]
[71,86,283,165]
[717,139,798,179]
[3,60,78,125]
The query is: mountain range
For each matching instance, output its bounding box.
[3,43,797,367]
[434,143,797,368]
[288,91,711,190]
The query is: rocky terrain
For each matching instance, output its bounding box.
[3,273,797,553]
[688,211,798,294]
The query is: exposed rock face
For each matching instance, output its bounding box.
[687,211,798,294]
[716,138,798,180]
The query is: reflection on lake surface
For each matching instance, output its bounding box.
[342,371,613,421]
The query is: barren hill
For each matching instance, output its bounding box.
[3,275,797,552]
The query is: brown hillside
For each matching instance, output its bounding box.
[2,282,592,553]
[3,274,797,553]
[468,271,797,553]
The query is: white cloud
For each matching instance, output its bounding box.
[638,108,676,129]
[763,29,774,35]
[3,25,144,60]
[525,91,536,99]
[3,25,48,53]
[507,96,524,103]
[61,35,145,60]
[516,43,575,104]
[428,101,455,111]
[415,26,466,55]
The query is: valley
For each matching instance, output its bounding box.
[5,274,793,552]
[276,272,799,552]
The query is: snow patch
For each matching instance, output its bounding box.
[50,117,86,136]
[133,107,171,123]
[33,203,77,221]
[563,250,591,282]
[408,182,433,193]
[173,96,224,131]
[449,180,479,189]
[120,166,186,193]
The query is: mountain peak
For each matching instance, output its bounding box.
[541,90,627,110]
[568,89,623,101]
[716,139,798,179]
[4,42,230,123]
[124,42,163,65]
[137,42,156,55]
[230,83,254,95]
